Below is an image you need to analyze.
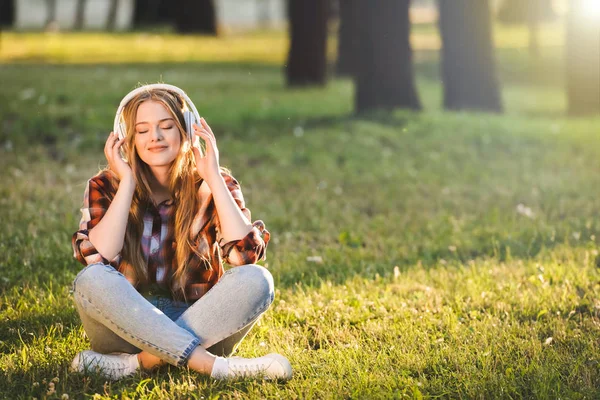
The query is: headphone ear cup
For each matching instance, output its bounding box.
[118,121,128,162]
[183,110,196,142]
[118,121,127,141]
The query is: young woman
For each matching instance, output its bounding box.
[70,84,291,381]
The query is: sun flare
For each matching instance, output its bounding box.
[581,0,600,18]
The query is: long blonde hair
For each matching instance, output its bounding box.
[110,87,207,294]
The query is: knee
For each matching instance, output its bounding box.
[72,263,123,297]
[230,264,274,306]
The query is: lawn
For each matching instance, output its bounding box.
[0,23,599,399]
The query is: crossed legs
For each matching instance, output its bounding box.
[72,263,274,375]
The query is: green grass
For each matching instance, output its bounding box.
[1,25,600,399]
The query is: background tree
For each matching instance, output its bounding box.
[437,0,503,112]
[286,0,329,86]
[0,0,14,27]
[335,0,359,77]
[0,0,14,51]
[175,0,217,35]
[73,0,87,30]
[354,0,420,113]
[105,0,118,31]
[497,0,556,56]
[133,0,175,28]
[45,0,57,28]
[497,0,556,24]
[566,0,600,116]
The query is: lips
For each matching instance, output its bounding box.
[148,146,168,152]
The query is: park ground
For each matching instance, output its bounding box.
[0,23,599,399]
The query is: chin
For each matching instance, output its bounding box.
[141,154,178,167]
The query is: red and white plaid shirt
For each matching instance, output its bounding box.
[72,170,270,302]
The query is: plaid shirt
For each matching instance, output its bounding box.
[72,170,270,302]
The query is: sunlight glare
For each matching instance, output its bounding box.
[581,0,600,18]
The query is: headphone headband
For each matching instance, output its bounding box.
[113,83,201,142]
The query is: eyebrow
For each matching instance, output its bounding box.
[135,118,174,126]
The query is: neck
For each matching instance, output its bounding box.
[148,166,171,199]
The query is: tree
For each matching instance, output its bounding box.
[175,0,217,35]
[45,0,57,27]
[566,0,600,116]
[0,0,14,51]
[132,0,177,28]
[285,0,329,86]
[335,0,359,77]
[497,0,556,56]
[497,0,556,24]
[105,0,119,31]
[0,0,14,27]
[355,0,421,113]
[74,0,87,30]
[437,0,503,112]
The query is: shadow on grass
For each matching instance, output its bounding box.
[1,362,272,399]
[0,309,79,354]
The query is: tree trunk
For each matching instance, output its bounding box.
[133,0,176,27]
[336,0,359,77]
[355,0,421,113]
[527,8,539,57]
[106,0,119,31]
[498,0,553,56]
[74,0,87,30]
[45,0,56,26]
[257,0,269,28]
[0,0,15,27]
[497,0,556,24]
[438,0,503,112]
[566,0,600,116]
[175,0,217,35]
[285,0,329,87]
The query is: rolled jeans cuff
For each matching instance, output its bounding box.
[178,337,200,367]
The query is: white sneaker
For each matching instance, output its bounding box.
[225,353,293,380]
[70,350,139,381]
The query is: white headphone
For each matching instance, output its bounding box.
[113,83,202,160]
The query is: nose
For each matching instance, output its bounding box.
[150,126,164,141]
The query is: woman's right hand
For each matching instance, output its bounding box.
[104,131,132,182]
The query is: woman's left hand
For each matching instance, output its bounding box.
[192,118,221,184]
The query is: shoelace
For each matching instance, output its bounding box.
[230,360,270,378]
[86,355,129,377]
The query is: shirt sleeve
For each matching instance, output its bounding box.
[71,175,120,267]
[219,173,271,266]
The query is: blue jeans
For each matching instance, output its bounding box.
[71,263,274,366]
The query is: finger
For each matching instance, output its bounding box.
[113,139,127,158]
[113,136,126,149]
[193,123,209,134]
[194,127,216,146]
[105,131,116,150]
[195,121,215,139]
[200,118,214,135]
[202,123,216,140]
[196,132,217,149]
[194,128,213,142]
[192,145,204,161]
